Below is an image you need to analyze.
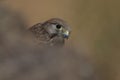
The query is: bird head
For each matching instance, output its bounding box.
[42,18,71,40]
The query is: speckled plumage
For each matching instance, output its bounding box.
[29,18,71,46]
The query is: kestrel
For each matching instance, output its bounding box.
[29,18,71,47]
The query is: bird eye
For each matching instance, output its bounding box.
[56,24,62,29]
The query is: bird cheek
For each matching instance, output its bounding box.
[47,27,56,35]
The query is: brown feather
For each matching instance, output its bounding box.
[29,18,70,47]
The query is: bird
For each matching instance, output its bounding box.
[29,18,71,47]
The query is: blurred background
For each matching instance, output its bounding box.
[0,0,120,80]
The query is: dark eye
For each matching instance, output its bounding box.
[56,24,61,29]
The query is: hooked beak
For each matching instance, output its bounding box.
[63,30,70,39]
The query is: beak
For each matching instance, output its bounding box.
[63,30,70,39]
